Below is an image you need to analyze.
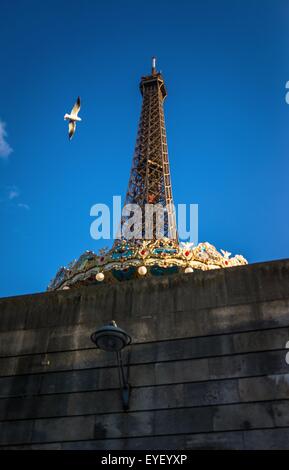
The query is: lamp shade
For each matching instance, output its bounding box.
[90,322,131,352]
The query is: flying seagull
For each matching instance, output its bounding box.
[64,97,81,140]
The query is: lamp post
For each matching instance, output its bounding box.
[91,321,131,410]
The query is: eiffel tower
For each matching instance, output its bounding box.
[120,57,177,241]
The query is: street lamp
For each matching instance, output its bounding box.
[91,321,131,410]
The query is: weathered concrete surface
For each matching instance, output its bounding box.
[0,259,288,449]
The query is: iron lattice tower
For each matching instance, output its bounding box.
[120,58,178,241]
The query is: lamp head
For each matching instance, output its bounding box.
[90,321,131,352]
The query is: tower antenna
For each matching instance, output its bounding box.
[152,56,157,75]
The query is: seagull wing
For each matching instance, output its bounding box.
[68,121,76,140]
[71,96,81,117]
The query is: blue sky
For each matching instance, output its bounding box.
[0,0,288,298]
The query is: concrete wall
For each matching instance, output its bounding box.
[0,259,289,449]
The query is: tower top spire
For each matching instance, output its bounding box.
[152,56,157,75]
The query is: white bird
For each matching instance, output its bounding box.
[64,97,81,140]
